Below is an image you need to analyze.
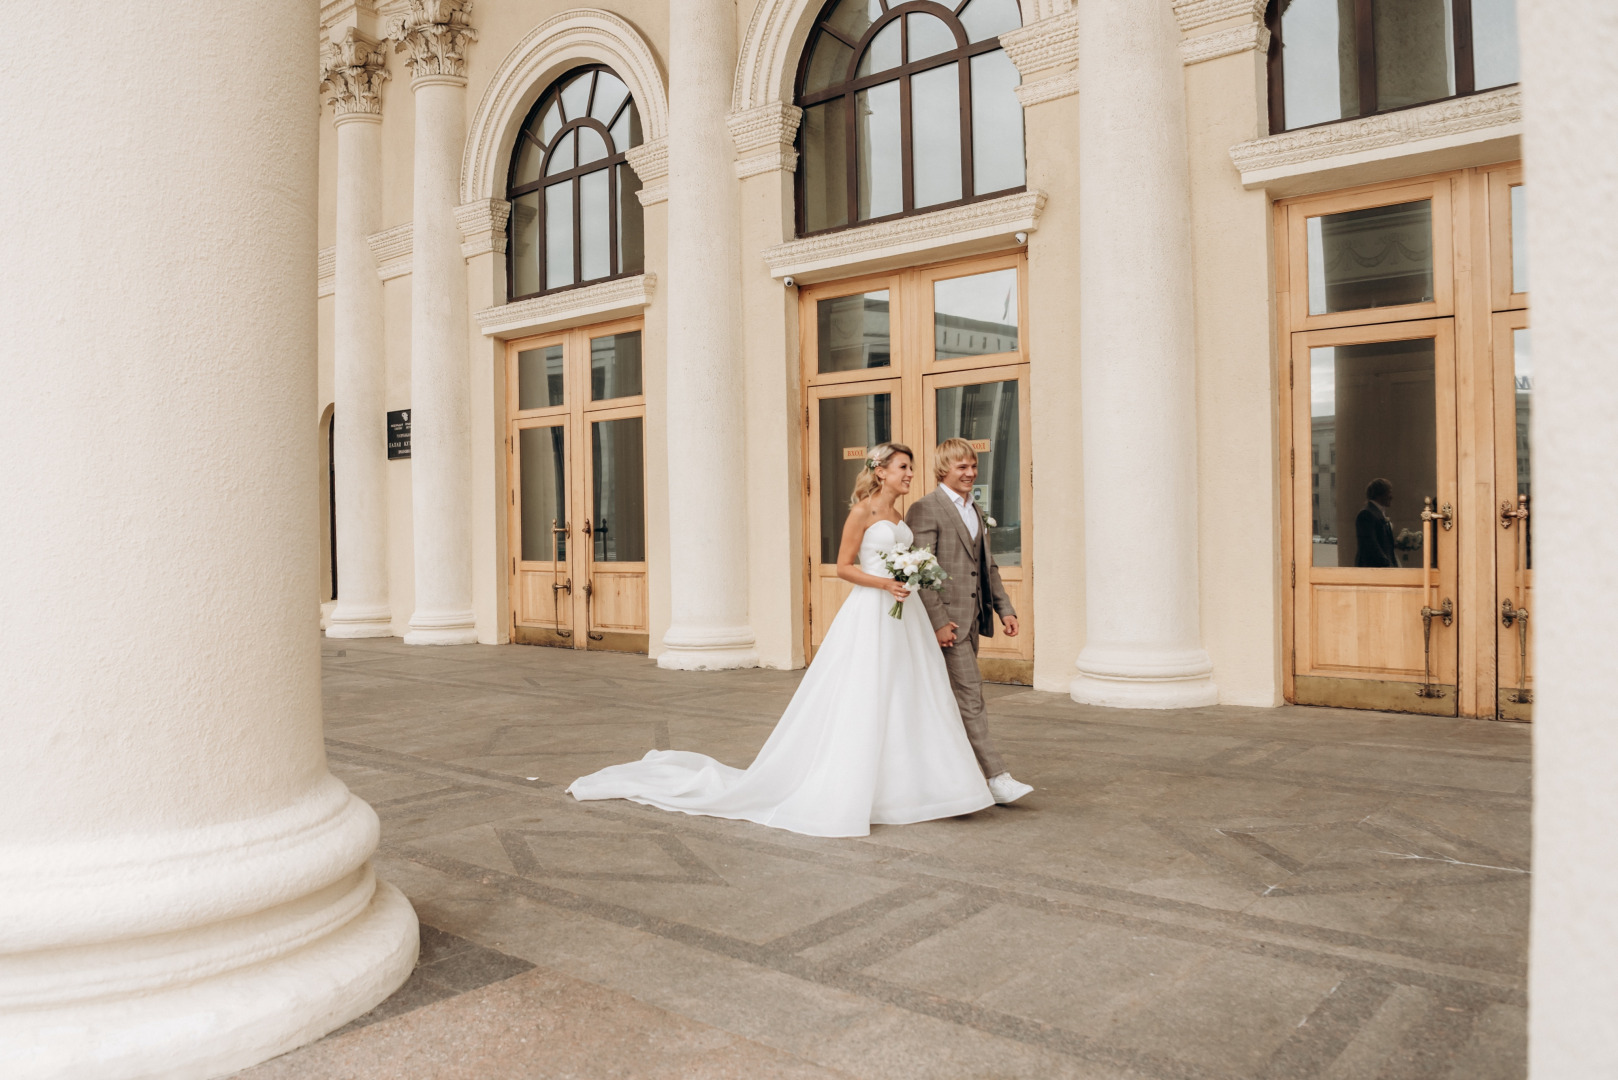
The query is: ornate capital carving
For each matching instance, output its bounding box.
[1179,23,1269,65]
[999,11,1080,81]
[454,198,511,260]
[390,0,477,84]
[728,103,803,178]
[321,28,389,118]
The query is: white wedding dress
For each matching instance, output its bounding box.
[567,519,994,837]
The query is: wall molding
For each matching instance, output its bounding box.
[762,190,1045,283]
[317,247,336,297]
[366,222,413,280]
[461,9,668,205]
[624,139,669,205]
[455,198,510,260]
[1179,23,1269,65]
[475,273,656,338]
[1014,70,1079,107]
[1230,87,1522,191]
[1172,0,1267,34]
[999,11,1079,81]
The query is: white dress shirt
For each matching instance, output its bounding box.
[942,485,979,540]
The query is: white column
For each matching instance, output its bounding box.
[0,1,417,1075]
[394,0,478,645]
[324,29,393,638]
[658,0,758,670]
[1521,4,1618,1076]
[1070,0,1218,708]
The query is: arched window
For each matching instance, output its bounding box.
[508,65,644,301]
[1265,0,1519,133]
[795,0,1025,236]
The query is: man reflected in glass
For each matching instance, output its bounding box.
[1354,477,1399,568]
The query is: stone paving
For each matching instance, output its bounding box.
[237,637,1530,1079]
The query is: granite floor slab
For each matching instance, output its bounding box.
[236,638,1529,1079]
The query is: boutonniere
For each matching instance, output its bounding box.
[984,515,997,528]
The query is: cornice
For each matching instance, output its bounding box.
[317,247,336,297]
[1172,0,1267,34]
[389,0,476,84]
[635,182,669,207]
[475,274,657,338]
[999,11,1079,80]
[763,190,1045,282]
[1179,23,1269,65]
[623,138,669,183]
[366,222,413,280]
[320,0,378,32]
[320,27,389,118]
[1014,70,1079,107]
[455,198,510,259]
[1230,87,1522,184]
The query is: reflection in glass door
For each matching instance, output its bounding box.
[800,253,1032,680]
[507,319,648,651]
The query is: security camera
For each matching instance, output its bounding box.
[783,275,797,288]
[1014,231,1028,245]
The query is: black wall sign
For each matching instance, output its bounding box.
[387,409,411,459]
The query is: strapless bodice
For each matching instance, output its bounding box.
[859,518,912,576]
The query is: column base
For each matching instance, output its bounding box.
[0,879,417,1080]
[658,626,760,671]
[404,609,478,646]
[326,603,394,638]
[1071,646,1219,709]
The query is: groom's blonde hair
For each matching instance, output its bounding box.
[933,437,978,481]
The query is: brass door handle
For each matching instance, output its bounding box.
[1421,498,1454,531]
[1421,598,1454,627]
[1500,494,1529,529]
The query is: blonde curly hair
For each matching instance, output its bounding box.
[849,442,914,506]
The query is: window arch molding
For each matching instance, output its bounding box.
[460,9,667,207]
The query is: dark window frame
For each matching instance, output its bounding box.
[793,0,1024,239]
[1266,0,1515,134]
[506,64,643,303]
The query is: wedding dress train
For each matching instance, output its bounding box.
[566,519,993,837]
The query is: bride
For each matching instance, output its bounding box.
[566,442,994,838]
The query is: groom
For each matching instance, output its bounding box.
[905,438,1033,805]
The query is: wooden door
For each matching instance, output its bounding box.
[506,319,648,651]
[805,377,903,656]
[1290,319,1461,714]
[923,364,1033,683]
[1492,310,1532,719]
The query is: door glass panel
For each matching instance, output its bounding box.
[801,99,850,233]
[970,50,1025,196]
[519,426,567,561]
[856,81,902,219]
[934,268,1018,359]
[1513,327,1531,568]
[818,291,891,373]
[1280,0,1360,130]
[518,345,564,410]
[591,418,645,562]
[818,393,892,561]
[1471,0,1520,90]
[1372,0,1454,111]
[590,331,643,399]
[1510,184,1528,294]
[1307,200,1434,315]
[1309,340,1437,569]
[936,380,1021,565]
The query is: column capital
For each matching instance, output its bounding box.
[320,27,389,120]
[727,103,802,179]
[389,0,478,86]
[624,138,669,206]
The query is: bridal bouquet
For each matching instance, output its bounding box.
[879,545,948,619]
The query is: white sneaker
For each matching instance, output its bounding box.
[987,772,1033,805]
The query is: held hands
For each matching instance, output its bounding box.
[936,621,959,648]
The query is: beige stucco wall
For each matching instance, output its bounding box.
[1183,47,1284,707]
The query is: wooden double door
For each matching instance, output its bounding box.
[506,318,649,651]
[1280,165,1532,718]
[800,253,1035,684]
